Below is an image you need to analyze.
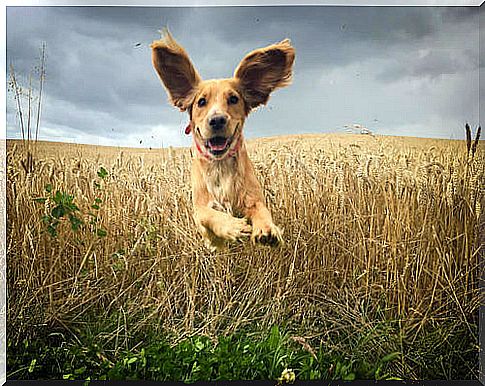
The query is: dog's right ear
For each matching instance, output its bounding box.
[151,30,201,112]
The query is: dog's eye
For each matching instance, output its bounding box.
[228,95,239,105]
[197,98,207,108]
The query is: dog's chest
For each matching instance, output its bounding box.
[205,159,240,214]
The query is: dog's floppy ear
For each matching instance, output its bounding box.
[234,39,295,113]
[151,30,201,112]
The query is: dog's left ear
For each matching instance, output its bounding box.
[234,39,295,113]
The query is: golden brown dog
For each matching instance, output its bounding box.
[151,31,295,250]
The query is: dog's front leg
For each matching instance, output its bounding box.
[192,161,251,249]
[244,200,283,246]
[194,205,252,250]
[238,156,283,246]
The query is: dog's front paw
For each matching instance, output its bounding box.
[216,216,252,242]
[251,221,283,246]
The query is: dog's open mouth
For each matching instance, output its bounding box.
[195,124,241,159]
[205,136,233,156]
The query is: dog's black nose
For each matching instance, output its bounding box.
[209,115,227,130]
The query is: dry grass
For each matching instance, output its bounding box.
[6,133,483,377]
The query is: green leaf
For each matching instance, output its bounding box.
[96,228,107,237]
[28,359,36,373]
[62,194,72,204]
[69,214,83,231]
[310,370,320,380]
[91,204,100,210]
[74,366,86,375]
[375,363,383,379]
[97,167,108,179]
[343,372,355,381]
[53,191,63,204]
[52,205,65,219]
[45,184,52,193]
[380,352,400,363]
[127,357,138,365]
[95,198,102,204]
[47,225,58,237]
[67,202,80,212]
[34,197,47,204]
[195,340,205,352]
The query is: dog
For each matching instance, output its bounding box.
[151,31,295,250]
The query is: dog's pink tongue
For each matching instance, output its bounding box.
[208,138,228,151]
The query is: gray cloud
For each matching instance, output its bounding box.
[6,5,480,146]
[377,48,479,82]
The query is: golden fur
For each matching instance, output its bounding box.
[151,30,295,249]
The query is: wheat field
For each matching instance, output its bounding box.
[6,132,484,378]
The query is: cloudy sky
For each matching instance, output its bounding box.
[6,5,482,148]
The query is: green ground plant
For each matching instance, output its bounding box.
[8,324,412,382]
